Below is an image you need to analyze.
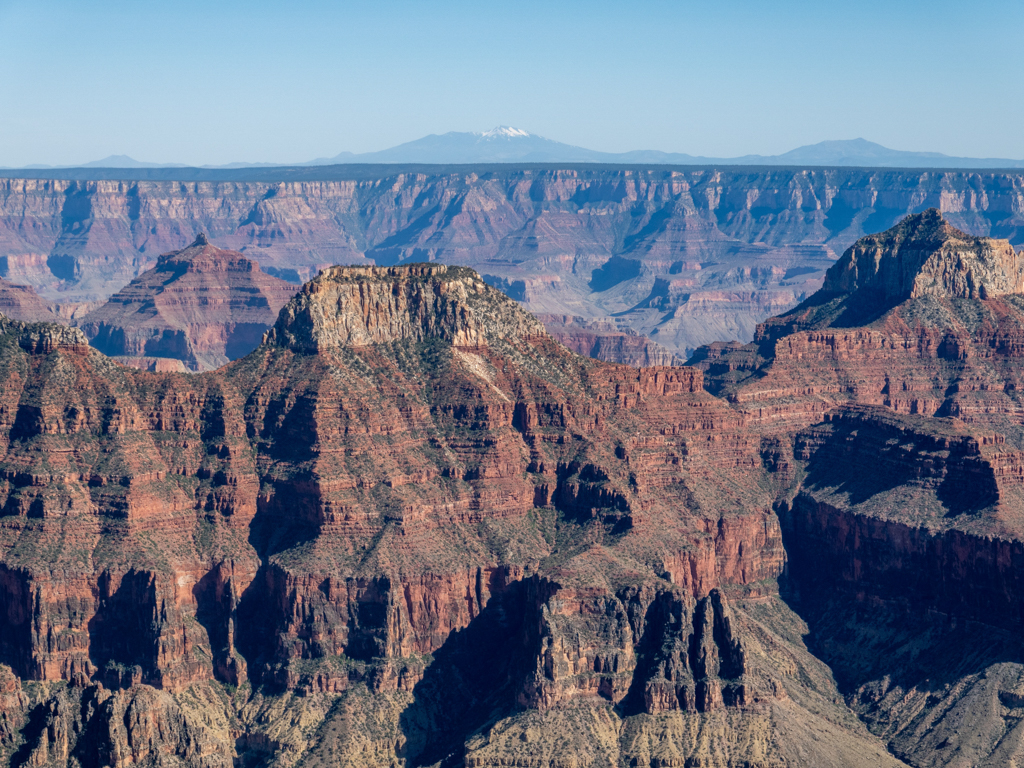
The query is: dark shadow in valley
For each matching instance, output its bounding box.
[9,699,49,768]
[398,576,552,767]
[589,254,641,292]
[232,514,322,688]
[776,501,1023,755]
[86,570,160,688]
[799,430,914,508]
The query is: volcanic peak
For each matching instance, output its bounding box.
[823,208,1024,302]
[266,263,549,352]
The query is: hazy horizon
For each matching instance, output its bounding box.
[2,0,1022,167]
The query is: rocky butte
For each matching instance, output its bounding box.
[690,209,1024,765]
[76,233,298,371]
[0,212,1024,766]
[0,261,901,768]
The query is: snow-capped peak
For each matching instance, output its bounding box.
[479,126,531,139]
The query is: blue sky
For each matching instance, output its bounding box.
[1,0,1022,165]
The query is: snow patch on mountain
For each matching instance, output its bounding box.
[479,127,531,139]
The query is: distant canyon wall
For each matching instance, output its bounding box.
[2,168,1023,354]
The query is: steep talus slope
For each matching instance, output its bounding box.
[77,234,298,371]
[2,169,1023,358]
[0,267,906,767]
[693,210,1024,766]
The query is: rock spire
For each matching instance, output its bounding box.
[822,208,1024,301]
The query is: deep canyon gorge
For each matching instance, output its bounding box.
[0,163,1020,766]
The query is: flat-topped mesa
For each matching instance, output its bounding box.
[266,263,548,352]
[823,208,1024,302]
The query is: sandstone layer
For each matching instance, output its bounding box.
[77,234,297,371]
[2,169,1023,359]
[535,314,683,367]
[10,209,1024,765]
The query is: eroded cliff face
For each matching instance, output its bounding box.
[0,267,911,767]
[693,211,1024,766]
[3,169,1024,358]
[0,281,56,325]
[534,314,683,367]
[77,234,297,371]
[14,206,1024,766]
[822,208,1024,301]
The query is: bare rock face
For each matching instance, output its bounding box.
[823,208,1024,301]
[4,169,1024,358]
[536,314,683,366]
[687,210,1024,766]
[78,234,297,371]
[25,244,1024,765]
[266,264,546,352]
[16,684,231,768]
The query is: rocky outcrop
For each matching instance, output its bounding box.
[2,169,1024,357]
[693,212,1024,432]
[684,211,1024,766]
[266,263,545,352]
[822,208,1024,302]
[78,234,297,370]
[15,684,231,768]
[12,221,1024,765]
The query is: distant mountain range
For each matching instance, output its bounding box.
[10,129,1024,170]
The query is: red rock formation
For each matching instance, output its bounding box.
[823,208,1024,300]
[0,264,837,766]
[684,210,1024,764]
[78,234,297,371]
[694,211,1024,434]
[10,238,1015,765]
[111,355,189,372]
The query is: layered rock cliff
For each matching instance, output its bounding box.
[822,207,1024,302]
[535,314,683,367]
[0,265,909,767]
[77,234,297,371]
[11,208,1024,765]
[2,168,1023,359]
[692,211,1024,765]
